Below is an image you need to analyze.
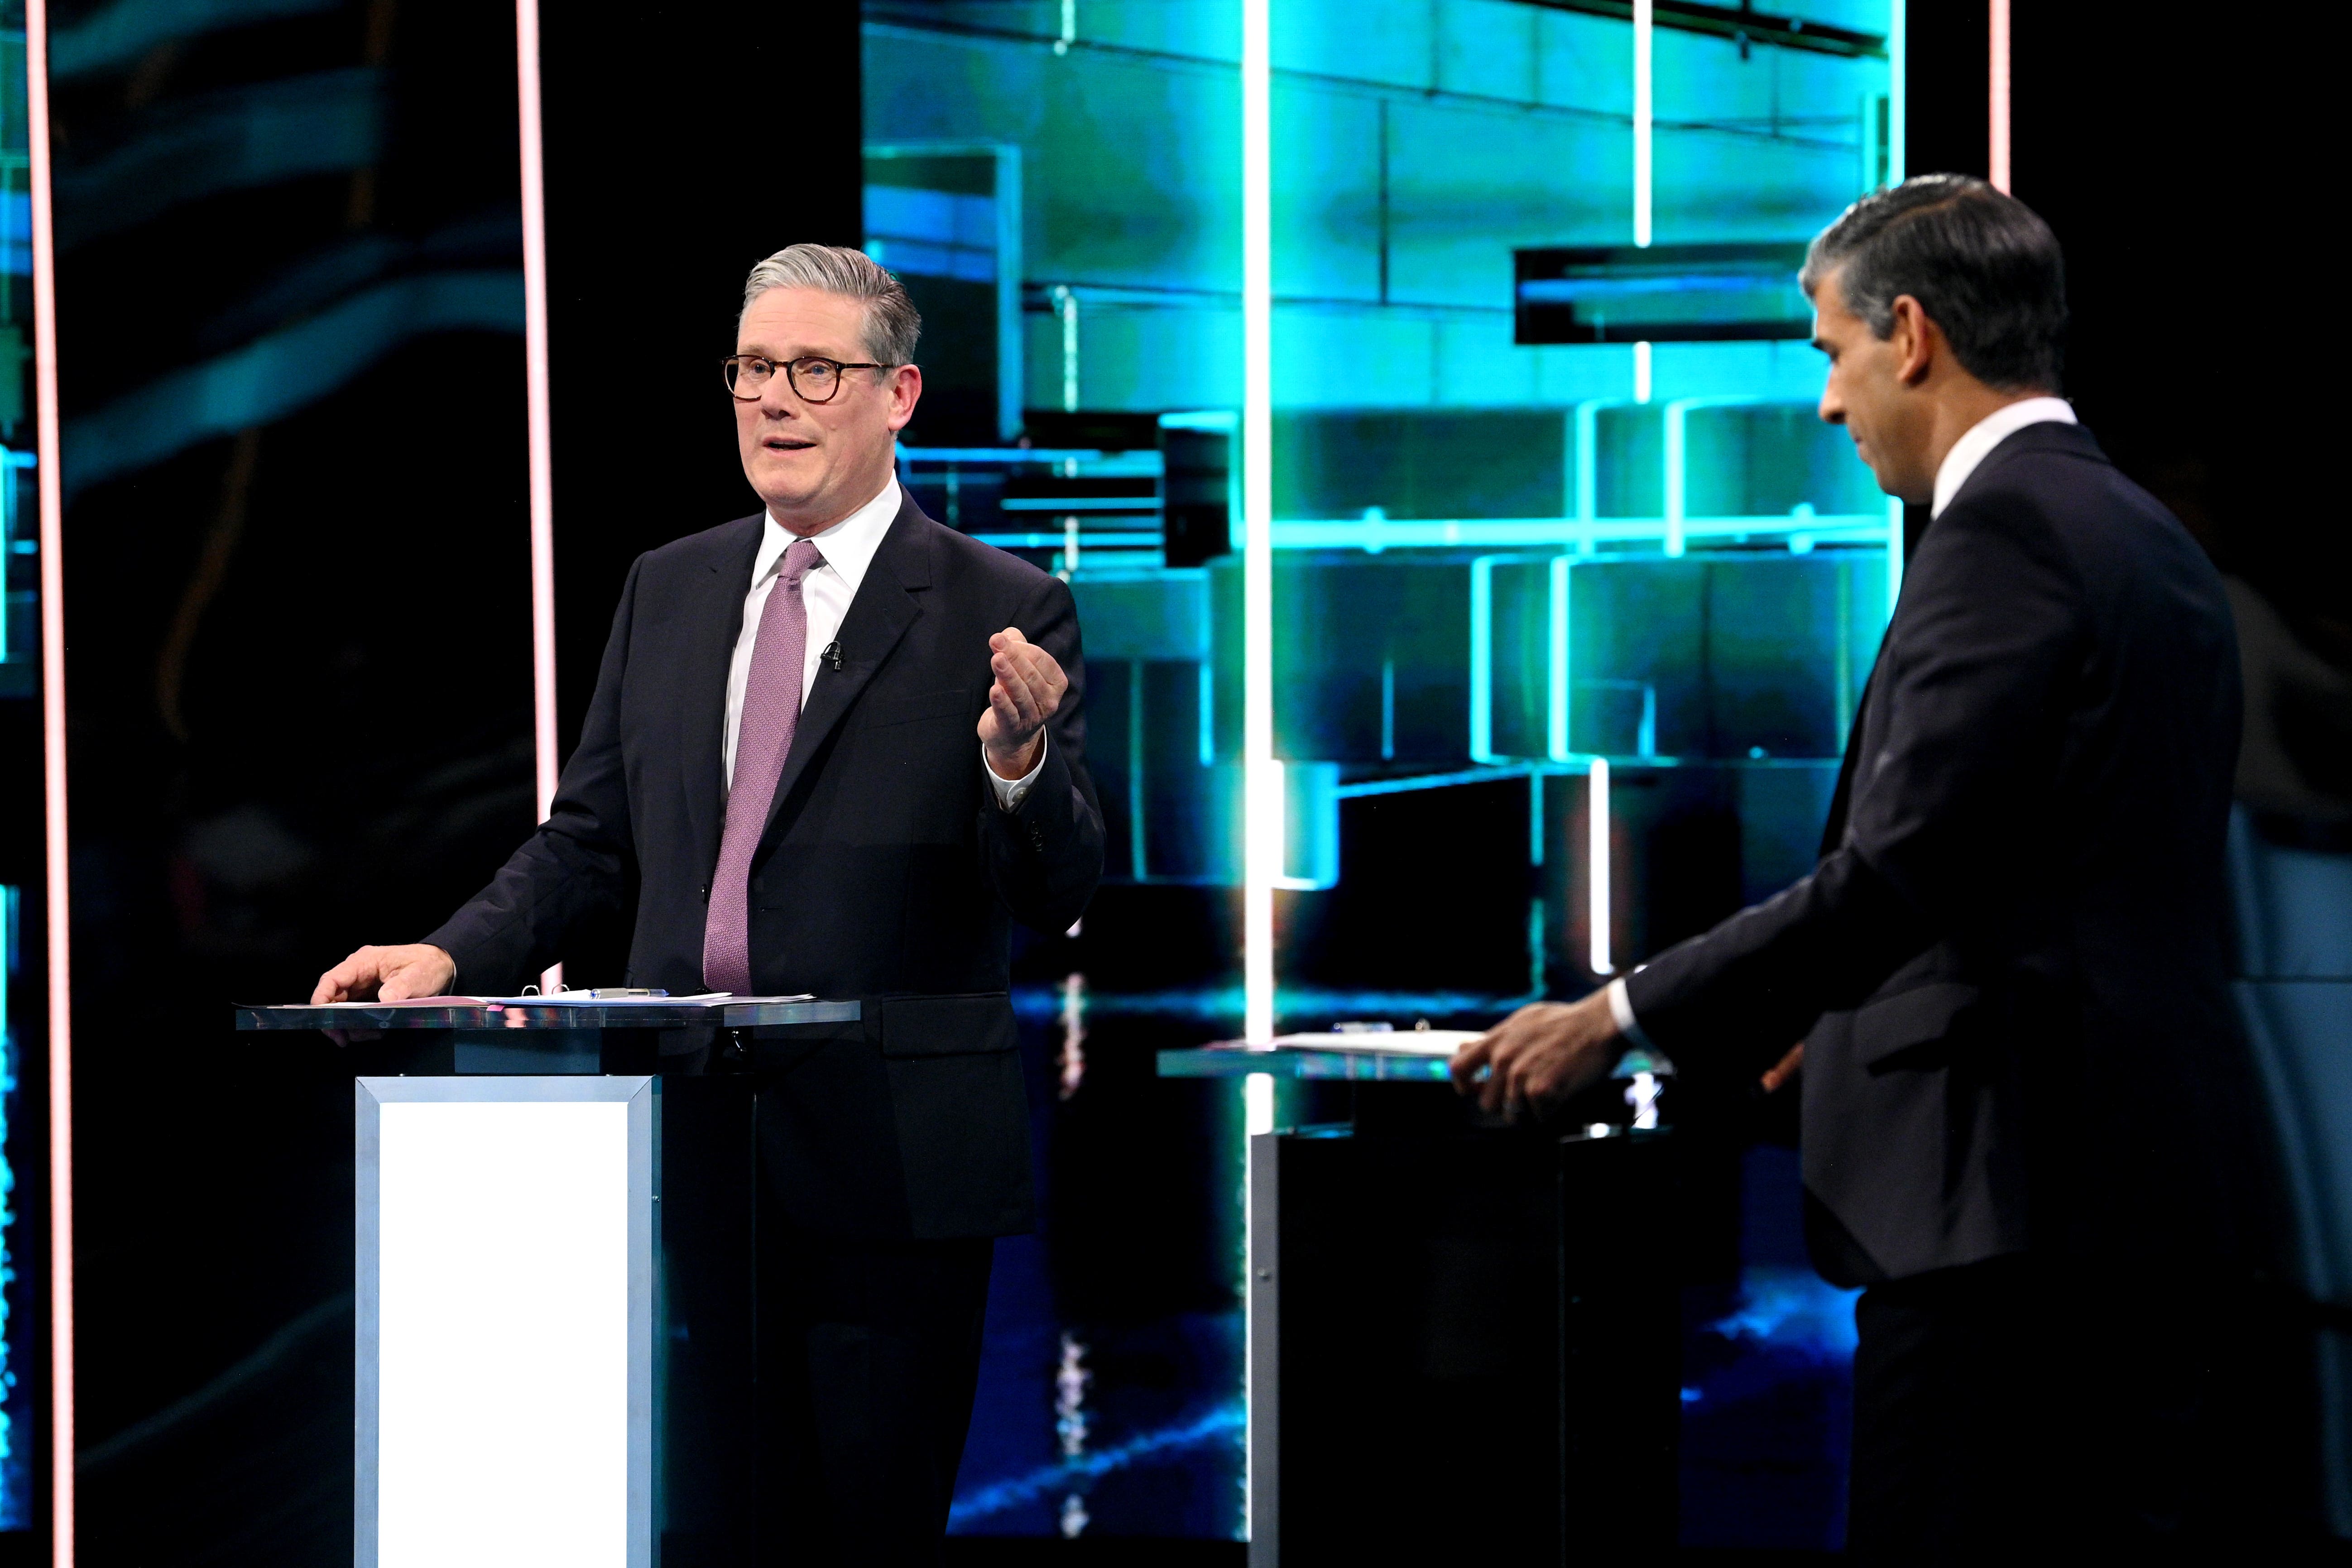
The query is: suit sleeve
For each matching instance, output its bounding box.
[979,572,1106,934]
[1622,491,2084,1068]
[422,557,645,991]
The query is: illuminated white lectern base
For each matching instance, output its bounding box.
[355,1076,653,1568]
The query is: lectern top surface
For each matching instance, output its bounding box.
[1156,1034,1673,1083]
[1156,1041,1463,1082]
[236,997,862,1031]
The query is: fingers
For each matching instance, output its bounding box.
[1462,1001,1598,1116]
[311,948,382,1005]
[1021,644,1069,700]
[1448,1032,1493,1093]
[1479,1028,1520,1113]
[316,945,452,1005]
[981,629,1066,772]
[988,632,1067,713]
[990,651,1063,741]
[987,677,1033,741]
[1472,1003,1537,1111]
[991,657,1043,734]
[378,946,457,1003]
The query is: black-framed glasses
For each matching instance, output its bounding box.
[722,354,893,404]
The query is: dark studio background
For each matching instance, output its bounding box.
[0,1,2333,1562]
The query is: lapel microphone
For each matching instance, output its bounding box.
[823,641,844,671]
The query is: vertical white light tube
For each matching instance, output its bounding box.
[1887,0,1907,184]
[1632,0,1652,247]
[1547,555,1571,761]
[1886,494,1905,619]
[23,1,75,1558]
[517,0,561,994]
[1238,23,1277,1537]
[1242,0,1275,1061]
[1587,757,1611,977]
[1988,0,2011,193]
[1661,398,1684,557]
[1631,0,1652,414]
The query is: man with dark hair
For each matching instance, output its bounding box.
[1455,177,2294,1554]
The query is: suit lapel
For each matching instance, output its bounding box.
[759,494,934,844]
[683,516,766,883]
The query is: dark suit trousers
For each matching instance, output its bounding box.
[756,1221,994,1565]
[1849,1255,2319,1561]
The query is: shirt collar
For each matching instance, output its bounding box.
[1930,396,2077,518]
[754,475,902,594]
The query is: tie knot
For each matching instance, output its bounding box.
[782,537,823,587]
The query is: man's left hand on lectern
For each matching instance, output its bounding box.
[311,943,458,1004]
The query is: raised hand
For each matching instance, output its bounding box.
[978,626,1068,780]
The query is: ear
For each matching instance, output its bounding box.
[885,363,924,433]
[1886,295,1938,387]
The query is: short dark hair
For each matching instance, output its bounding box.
[1800,174,2067,392]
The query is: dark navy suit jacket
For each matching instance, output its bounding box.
[427,489,1104,1239]
[1623,422,2267,1285]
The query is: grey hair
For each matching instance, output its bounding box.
[1798,174,2065,392]
[740,243,922,367]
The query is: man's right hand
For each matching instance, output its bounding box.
[311,944,457,1004]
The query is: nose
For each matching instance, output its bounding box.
[1817,379,1845,427]
[759,376,801,417]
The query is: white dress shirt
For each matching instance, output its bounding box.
[1603,396,2077,1050]
[723,476,1045,810]
[1930,395,2076,518]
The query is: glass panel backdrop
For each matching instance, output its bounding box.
[866,0,1896,1548]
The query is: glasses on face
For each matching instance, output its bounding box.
[722,354,892,404]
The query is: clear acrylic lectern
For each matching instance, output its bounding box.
[237,996,862,1568]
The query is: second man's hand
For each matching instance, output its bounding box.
[1449,990,1624,1116]
[979,626,1068,781]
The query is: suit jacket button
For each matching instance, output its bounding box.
[698,884,709,901]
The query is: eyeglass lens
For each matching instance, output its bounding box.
[727,356,844,403]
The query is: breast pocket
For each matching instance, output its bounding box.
[1854,980,1982,1072]
[861,687,975,730]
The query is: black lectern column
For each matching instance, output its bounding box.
[1162,1033,1683,1566]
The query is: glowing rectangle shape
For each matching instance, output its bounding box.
[1633,0,1652,247]
[1241,0,1274,1047]
[1589,757,1613,977]
[359,1078,653,1568]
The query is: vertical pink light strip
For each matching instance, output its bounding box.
[22,0,75,1559]
[516,0,562,993]
[1988,0,2012,192]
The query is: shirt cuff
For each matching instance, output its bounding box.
[1605,977,1656,1052]
[984,733,1048,812]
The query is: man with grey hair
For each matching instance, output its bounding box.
[1457,178,2301,1553]
[315,243,1105,1558]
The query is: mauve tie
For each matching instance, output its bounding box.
[703,537,822,994]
